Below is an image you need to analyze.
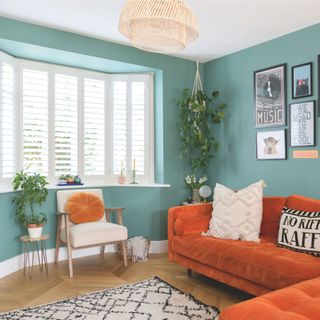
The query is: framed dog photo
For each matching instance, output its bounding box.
[292,62,312,99]
[290,101,315,147]
[254,64,286,128]
[256,129,286,160]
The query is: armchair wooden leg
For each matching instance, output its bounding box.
[121,241,128,267]
[100,245,105,258]
[55,215,61,264]
[187,268,192,277]
[65,215,74,278]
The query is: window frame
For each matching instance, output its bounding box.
[0,53,155,186]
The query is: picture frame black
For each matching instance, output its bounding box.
[256,129,287,160]
[254,64,287,128]
[289,100,315,147]
[292,62,313,99]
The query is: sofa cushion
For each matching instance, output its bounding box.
[220,277,320,320]
[287,195,320,212]
[174,215,211,236]
[277,207,320,256]
[205,180,265,242]
[172,234,320,290]
[60,221,128,248]
[260,196,287,238]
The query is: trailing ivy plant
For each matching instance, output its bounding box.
[178,89,226,173]
[12,170,49,226]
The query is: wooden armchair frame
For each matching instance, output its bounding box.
[55,207,128,278]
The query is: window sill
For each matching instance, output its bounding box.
[0,183,171,194]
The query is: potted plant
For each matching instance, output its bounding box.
[65,174,74,184]
[12,170,49,238]
[58,174,67,185]
[185,174,208,203]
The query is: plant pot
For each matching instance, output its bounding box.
[28,223,44,238]
[192,189,201,203]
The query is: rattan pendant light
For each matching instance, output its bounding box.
[119,0,199,53]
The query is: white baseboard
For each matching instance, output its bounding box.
[0,240,168,278]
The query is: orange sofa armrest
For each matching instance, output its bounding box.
[168,203,212,261]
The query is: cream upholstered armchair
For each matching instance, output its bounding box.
[55,189,128,278]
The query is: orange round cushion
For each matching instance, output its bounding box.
[65,192,104,224]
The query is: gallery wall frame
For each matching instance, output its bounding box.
[256,129,287,160]
[289,100,315,147]
[292,62,313,99]
[254,64,287,129]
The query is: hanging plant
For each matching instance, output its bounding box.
[178,62,227,173]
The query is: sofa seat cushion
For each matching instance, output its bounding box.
[61,221,128,248]
[220,277,320,320]
[172,234,320,290]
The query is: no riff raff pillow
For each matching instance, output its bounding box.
[277,207,320,256]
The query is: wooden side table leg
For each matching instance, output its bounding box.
[35,241,43,272]
[41,240,49,276]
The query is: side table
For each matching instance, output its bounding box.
[20,234,49,279]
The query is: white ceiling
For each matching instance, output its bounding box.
[0,0,320,62]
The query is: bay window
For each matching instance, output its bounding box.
[0,51,154,186]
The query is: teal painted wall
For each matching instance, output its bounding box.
[204,23,320,198]
[0,17,195,262]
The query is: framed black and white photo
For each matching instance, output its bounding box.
[254,64,286,128]
[289,101,315,147]
[292,62,312,99]
[256,129,286,160]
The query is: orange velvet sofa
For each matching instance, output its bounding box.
[220,277,320,320]
[168,195,320,318]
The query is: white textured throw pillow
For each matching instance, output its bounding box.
[204,180,265,242]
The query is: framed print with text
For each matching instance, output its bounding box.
[290,101,315,147]
[254,64,286,128]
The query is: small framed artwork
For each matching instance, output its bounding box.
[254,64,286,128]
[292,62,312,99]
[256,129,286,160]
[289,101,315,147]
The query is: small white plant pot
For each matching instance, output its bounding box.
[28,224,43,239]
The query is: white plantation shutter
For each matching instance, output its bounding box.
[113,81,127,175]
[1,61,16,179]
[112,74,153,183]
[0,52,154,186]
[54,74,78,176]
[22,68,49,175]
[84,78,105,176]
[131,81,146,175]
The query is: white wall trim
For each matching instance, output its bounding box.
[0,240,168,278]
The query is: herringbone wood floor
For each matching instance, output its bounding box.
[0,253,251,313]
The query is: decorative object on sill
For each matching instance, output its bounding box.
[185,175,207,203]
[12,170,49,239]
[199,185,212,202]
[122,236,151,262]
[20,234,49,279]
[118,160,126,184]
[0,277,219,320]
[57,174,83,186]
[130,158,138,184]
[178,61,227,176]
[119,0,198,53]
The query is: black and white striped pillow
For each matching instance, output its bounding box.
[277,207,320,256]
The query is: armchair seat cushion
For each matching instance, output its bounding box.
[61,221,128,248]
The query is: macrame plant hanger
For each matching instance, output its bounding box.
[192,59,204,96]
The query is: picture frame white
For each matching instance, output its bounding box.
[256,129,286,160]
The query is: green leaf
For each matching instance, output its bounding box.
[212,91,219,98]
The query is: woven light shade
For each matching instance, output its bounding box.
[119,0,198,53]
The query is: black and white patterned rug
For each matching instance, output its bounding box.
[0,276,219,319]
